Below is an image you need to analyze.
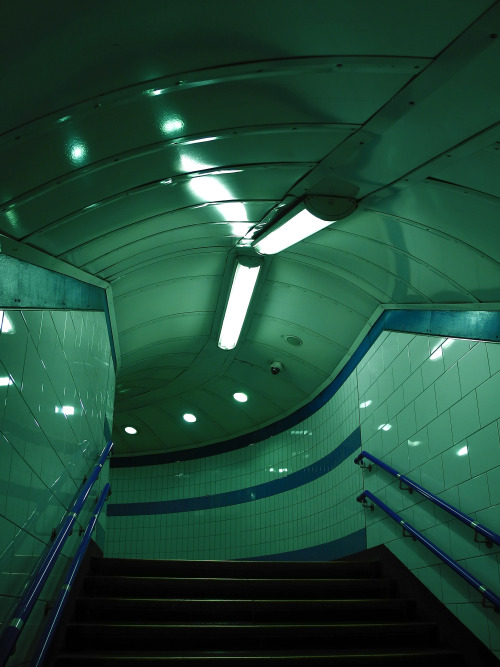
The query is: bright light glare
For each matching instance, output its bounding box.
[69,142,87,163]
[457,445,468,456]
[162,117,184,134]
[233,392,248,403]
[408,439,421,447]
[0,311,14,333]
[55,406,74,416]
[189,176,248,221]
[430,338,454,360]
[183,137,217,145]
[254,208,335,255]
[183,413,197,423]
[0,376,13,386]
[124,426,137,435]
[378,423,392,431]
[218,263,261,350]
[360,400,372,409]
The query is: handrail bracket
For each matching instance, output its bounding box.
[474,531,493,548]
[398,479,413,494]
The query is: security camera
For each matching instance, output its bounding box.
[270,361,284,375]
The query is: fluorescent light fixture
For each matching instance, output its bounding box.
[183,413,197,423]
[124,426,137,434]
[254,207,332,255]
[233,392,248,402]
[253,196,356,255]
[218,259,261,350]
[0,311,14,333]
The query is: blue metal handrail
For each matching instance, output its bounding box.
[31,482,111,667]
[0,440,113,667]
[354,450,500,548]
[357,489,500,610]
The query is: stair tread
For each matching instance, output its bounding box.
[56,648,462,657]
[70,621,436,629]
[79,596,410,602]
[88,575,387,581]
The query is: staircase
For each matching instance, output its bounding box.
[49,554,485,665]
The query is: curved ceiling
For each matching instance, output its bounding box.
[1,1,500,457]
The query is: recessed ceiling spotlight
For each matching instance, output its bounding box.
[284,335,303,347]
[69,141,87,164]
[124,426,137,434]
[233,392,248,403]
[183,413,197,423]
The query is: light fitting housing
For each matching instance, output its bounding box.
[253,195,357,255]
[218,256,262,350]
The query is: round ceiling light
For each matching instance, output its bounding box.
[284,335,303,347]
[183,413,197,423]
[124,426,137,435]
[233,392,248,403]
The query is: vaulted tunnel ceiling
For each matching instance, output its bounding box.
[1,1,500,456]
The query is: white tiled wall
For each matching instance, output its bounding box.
[358,331,500,658]
[0,309,115,666]
[106,372,363,560]
[106,327,500,657]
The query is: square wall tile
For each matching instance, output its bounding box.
[467,421,500,478]
[414,384,437,431]
[428,412,453,458]
[442,338,472,369]
[421,348,445,389]
[449,392,480,444]
[420,456,445,495]
[476,370,500,428]
[435,364,462,415]
[0,311,28,389]
[458,473,490,515]
[408,335,431,373]
[391,348,411,390]
[402,370,423,407]
[486,343,500,376]
[458,344,491,397]
[442,443,471,489]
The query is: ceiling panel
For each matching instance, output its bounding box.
[3,1,500,456]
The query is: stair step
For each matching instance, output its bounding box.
[54,648,466,667]
[84,576,398,599]
[76,596,416,623]
[66,621,439,651]
[94,558,381,580]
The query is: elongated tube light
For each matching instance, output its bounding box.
[253,196,357,255]
[218,259,261,350]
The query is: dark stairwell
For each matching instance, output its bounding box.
[45,544,497,666]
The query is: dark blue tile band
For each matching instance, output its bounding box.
[111,308,500,468]
[235,529,366,562]
[107,427,361,517]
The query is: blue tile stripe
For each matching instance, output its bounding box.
[107,427,361,517]
[111,308,500,468]
[235,529,366,562]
